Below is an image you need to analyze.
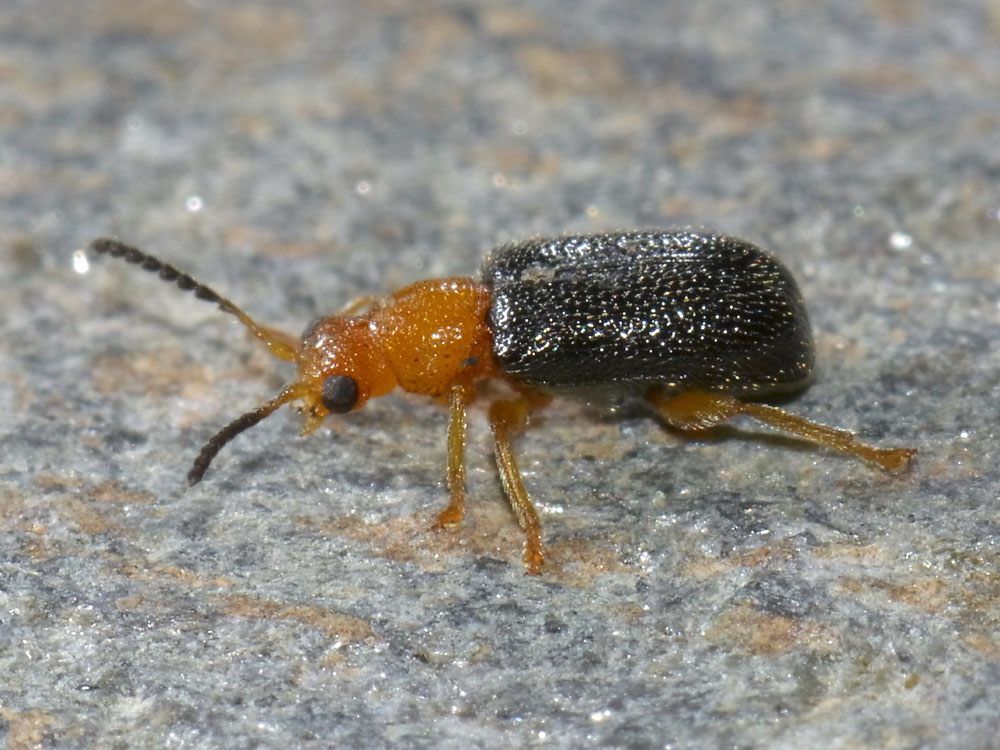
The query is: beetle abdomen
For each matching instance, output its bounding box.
[483,231,814,393]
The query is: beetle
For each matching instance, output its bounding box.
[88,231,914,574]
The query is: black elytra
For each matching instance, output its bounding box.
[484,231,814,393]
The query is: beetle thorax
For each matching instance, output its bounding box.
[369,277,496,396]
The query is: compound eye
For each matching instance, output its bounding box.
[321,375,359,414]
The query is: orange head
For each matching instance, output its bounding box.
[294,316,397,432]
[185,308,408,486]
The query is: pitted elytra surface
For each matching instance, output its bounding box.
[485,231,813,390]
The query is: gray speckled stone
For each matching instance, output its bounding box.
[2,1,998,748]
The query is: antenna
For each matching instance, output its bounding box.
[88,238,298,361]
[187,383,306,484]
[89,237,307,480]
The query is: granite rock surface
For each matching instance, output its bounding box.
[1,1,998,748]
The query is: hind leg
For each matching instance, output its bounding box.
[646,390,915,471]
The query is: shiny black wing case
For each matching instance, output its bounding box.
[482,231,814,393]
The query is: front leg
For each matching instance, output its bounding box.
[433,383,473,529]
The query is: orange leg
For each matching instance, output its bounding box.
[488,392,552,575]
[434,384,472,529]
[646,390,915,472]
[337,295,377,316]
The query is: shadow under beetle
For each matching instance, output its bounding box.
[88,231,915,574]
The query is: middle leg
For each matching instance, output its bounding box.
[488,390,552,575]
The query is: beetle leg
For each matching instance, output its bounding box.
[337,295,378,316]
[647,390,916,472]
[433,383,472,529]
[488,394,551,575]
